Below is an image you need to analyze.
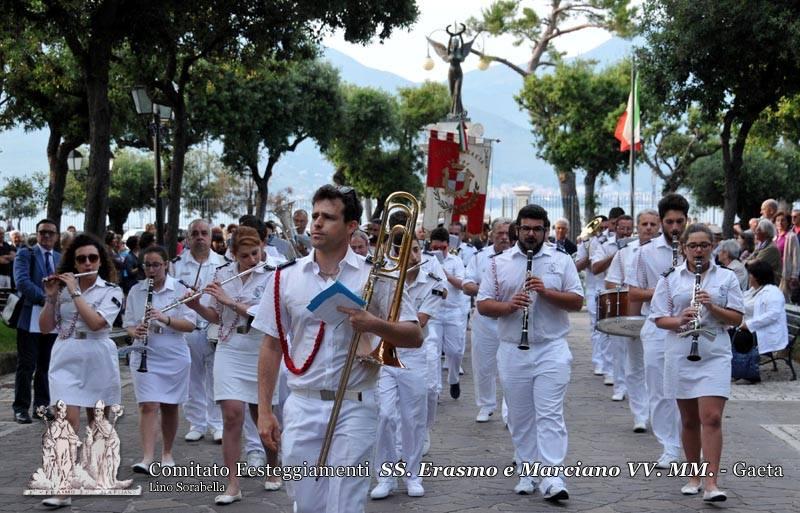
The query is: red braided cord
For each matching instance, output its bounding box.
[274,268,325,375]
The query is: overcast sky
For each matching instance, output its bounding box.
[323,0,613,83]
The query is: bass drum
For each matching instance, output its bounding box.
[597,288,645,337]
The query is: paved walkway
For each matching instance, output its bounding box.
[0,312,798,512]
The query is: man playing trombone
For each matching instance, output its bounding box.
[476,205,583,502]
[253,185,422,513]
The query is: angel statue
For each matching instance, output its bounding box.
[82,401,131,489]
[426,24,480,119]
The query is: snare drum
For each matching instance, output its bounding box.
[597,288,645,337]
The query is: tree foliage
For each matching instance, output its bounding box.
[687,147,800,222]
[638,0,800,237]
[182,148,244,220]
[0,176,41,229]
[517,59,629,223]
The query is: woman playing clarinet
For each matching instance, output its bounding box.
[650,224,744,502]
[185,226,279,504]
[123,246,195,473]
[38,233,124,508]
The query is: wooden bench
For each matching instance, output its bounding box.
[761,304,799,380]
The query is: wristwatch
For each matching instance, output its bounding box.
[70,289,82,299]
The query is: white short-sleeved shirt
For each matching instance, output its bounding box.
[170,250,227,326]
[590,237,622,286]
[401,270,445,359]
[55,277,123,338]
[123,275,197,335]
[463,245,494,287]
[626,234,682,316]
[204,261,270,344]
[251,247,418,392]
[436,252,465,310]
[577,235,609,292]
[457,242,478,268]
[477,243,583,345]
[605,240,641,287]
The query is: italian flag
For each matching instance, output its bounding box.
[614,72,642,152]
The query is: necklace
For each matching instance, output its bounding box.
[274,268,325,375]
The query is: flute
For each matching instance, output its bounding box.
[161,260,275,313]
[137,278,155,373]
[518,250,534,350]
[43,270,98,283]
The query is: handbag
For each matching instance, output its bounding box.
[1,291,22,327]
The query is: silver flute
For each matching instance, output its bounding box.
[43,270,98,283]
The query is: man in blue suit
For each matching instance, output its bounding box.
[12,219,60,424]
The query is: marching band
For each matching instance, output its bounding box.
[33,184,766,511]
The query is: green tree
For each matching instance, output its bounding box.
[638,0,800,237]
[517,60,629,223]
[687,147,800,222]
[182,148,243,220]
[63,149,155,234]
[397,81,450,151]
[467,0,636,223]
[0,176,40,229]
[0,28,87,229]
[197,58,343,221]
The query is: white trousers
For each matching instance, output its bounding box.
[587,292,610,373]
[282,393,376,513]
[641,322,682,456]
[609,335,628,397]
[184,330,222,432]
[625,336,649,425]
[431,314,466,386]
[374,361,427,483]
[471,314,500,411]
[498,341,571,495]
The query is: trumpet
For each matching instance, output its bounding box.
[137,278,154,373]
[161,260,275,313]
[679,257,714,361]
[43,270,98,283]
[316,191,419,473]
[518,250,534,350]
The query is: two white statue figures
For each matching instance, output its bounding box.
[30,400,133,492]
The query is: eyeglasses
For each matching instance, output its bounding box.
[143,262,164,269]
[686,243,712,250]
[38,230,57,236]
[518,225,546,234]
[75,254,100,264]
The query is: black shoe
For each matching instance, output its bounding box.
[32,407,54,421]
[14,411,32,424]
[449,383,460,399]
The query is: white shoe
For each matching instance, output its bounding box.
[681,482,702,495]
[422,431,431,455]
[544,484,569,501]
[184,429,204,442]
[41,497,72,508]
[214,492,242,505]
[633,421,647,433]
[514,477,535,495]
[611,392,625,401]
[246,450,266,468]
[593,366,604,376]
[656,452,679,469]
[459,366,465,375]
[370,481,395,499]
[703,489,727,502]
[475,408,494,423]
[603,375,614,386]
[406,479,425,497]
[212,429,223,443]
[264,479,282,491]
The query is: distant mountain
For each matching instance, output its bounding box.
[0,37,653,207]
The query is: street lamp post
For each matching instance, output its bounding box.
[132,86,172,246]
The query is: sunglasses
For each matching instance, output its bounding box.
[76,254,100,264]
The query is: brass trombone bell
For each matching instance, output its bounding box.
[579,215,605,240]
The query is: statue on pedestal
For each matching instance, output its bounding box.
[426,24,480,120]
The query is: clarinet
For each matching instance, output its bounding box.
[687,257,703,362]
[663,232,680,277]
[137,278,154,373]
[518,250,534,350]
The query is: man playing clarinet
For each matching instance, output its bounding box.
[477,204,583,502]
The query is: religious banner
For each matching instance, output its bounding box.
[423,128,492,234]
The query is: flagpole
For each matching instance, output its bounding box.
[629,55,636,219]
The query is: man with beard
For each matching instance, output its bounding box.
[462,218,512,423]
[477,205,583,502]
[171,219,227,443]
[626,193,690,468]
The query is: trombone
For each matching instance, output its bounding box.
[316,191,419,472]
